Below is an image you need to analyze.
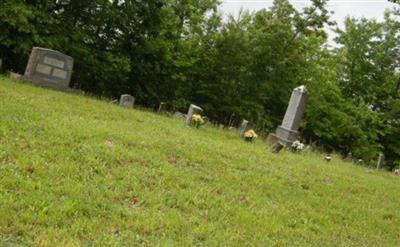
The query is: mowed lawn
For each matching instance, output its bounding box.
[0,76,399,246]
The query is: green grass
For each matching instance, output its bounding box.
[0,76,399,246]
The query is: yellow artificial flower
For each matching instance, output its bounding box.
[244,129,258,139]
[192,114,204,124]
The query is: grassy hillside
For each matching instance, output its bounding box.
[0,76,399,246]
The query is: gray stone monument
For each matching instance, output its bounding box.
[10,72,22,81]
[376,153,385,170]
[119,94,135,108]
[24,47,74,90]
[185,104,203,125]
[158,102,167,113]
[174,111,186,120]
[275,85,308,146]
[239,119,253,137]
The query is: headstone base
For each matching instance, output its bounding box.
[266,133,280,146]
[276,126,299,146]
[27,78,72,91]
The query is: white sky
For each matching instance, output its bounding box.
[220,0,397,36]
[220,0,397,23]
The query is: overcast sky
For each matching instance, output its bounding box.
[222,1,396,28]
[220,0,397,43]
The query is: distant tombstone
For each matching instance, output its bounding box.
[185,104,203,125]
[239,120,253,137]
[10,72,22,81]
[228,113,235,127]
[119,94,135,108]
[376,153,385,170]
[158,102,167,113]
[275,85,308,146]
[24,47,74,91]
[228,126,237,131]
[174,111,186,120]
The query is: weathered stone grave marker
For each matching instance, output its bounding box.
[10,72,22,81]
[239,120,253,137]
[119,94,135,108]
[185,104,203,126]
[24,47,74,91]
[376,153,385,170]
[158,102,167,113]
[276,85,308,145]
[174,111,186,120]
[269,85,308,151]
[228,113,235,128]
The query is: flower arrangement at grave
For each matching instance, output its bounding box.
[291,140,305,152]
[243,129,258,142]
[191,114,205,128]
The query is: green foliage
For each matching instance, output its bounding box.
[335,13,400,168]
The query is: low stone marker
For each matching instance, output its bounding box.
[324,155,332,163]
[10,72,22,81]
[270,85,308,149]
[24,47,74,91]
[119,94,135,108]
[158,102,167,113]
[376,153,385,170]
[185,104,203,126]
[174,111,186,119]
[239,120,253,137]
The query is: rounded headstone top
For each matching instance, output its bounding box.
[190,104,203,111]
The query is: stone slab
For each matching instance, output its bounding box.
[24,47,73,90]
[119,94,135,108]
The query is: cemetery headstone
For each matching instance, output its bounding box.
[239,120,253,137]
[185,104,203,126]
[119,94,135,108]
[376,153,385,170]
[10,72,22,81]
[158,102,167,113]
[275,85,308,146]
[228,113,235,127]
[24,47,74,91]
[174,111,186,120]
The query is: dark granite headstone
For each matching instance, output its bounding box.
[24,47,74,91]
